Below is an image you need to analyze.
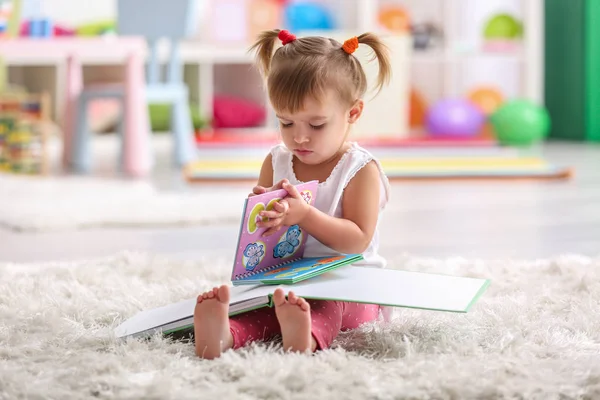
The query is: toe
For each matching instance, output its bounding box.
[217,284,231,304]
[288,291,298,305]
[197,294,203,304]
[273,288,287,307]
[297,298,310,312]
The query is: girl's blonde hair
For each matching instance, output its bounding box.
[249,29,392,113]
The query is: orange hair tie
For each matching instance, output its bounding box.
[342,37,359,54]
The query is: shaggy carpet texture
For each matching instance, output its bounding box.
[1,252,599,399]
[0,174,247,232]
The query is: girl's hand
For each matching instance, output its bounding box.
[258,181,311,236]
[279,181,310,226]
[254,179,290,236]
[258,200,289,236]
[248,179,289,198]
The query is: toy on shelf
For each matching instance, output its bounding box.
[20,20,75,36]
[17,0,54,37]
[212,95,266,129]
[410,22,443,51]
[13,0,76,38]
[426,98,485,139]
[24,16,52,37]
[284,1,334,32]
[378,5,410,33]
[1,0,75,37]
[409,87,428,129]
[0,92,51,175]
[74,20,114,36]
[149,102,207,132]
[483,13,523,51]
[467,86,505,116]
[490,99,550,146]
[0,0,21,37]
[0,2,9,35]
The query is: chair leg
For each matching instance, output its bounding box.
[71,96,91,173]
[63,54,83,168]
[115,106,126,172]
[171,96,196,166]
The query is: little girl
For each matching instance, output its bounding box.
[194,29,391,359]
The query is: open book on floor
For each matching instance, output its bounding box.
[230,179,363,286]
[114,265,490,339]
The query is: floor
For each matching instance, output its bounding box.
[1,136,599,263]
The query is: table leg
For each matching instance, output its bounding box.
[124,51,152,177]
[62,54,82,168]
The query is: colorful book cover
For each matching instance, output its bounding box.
[230,180,363,285]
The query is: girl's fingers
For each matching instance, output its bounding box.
[258,217,283,229]
[274,200,289,213]
[260,210,284,219]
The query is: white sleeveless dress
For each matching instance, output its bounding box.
[270,141,391,269]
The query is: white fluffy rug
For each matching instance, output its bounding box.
[0,174,247,232]
[1,252,599,399]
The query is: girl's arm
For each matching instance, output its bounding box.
[249,153,284,198]
[288,161,381,254]
[256,153,274,189]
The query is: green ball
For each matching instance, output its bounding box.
[484,14,522,39]
[490,100,551,146]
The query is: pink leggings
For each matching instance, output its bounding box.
[229,300,380,350]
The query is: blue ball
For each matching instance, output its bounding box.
[284,2,334,31]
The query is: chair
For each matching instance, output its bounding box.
[71,0,199,173]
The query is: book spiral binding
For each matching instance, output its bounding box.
[234,257,301,280]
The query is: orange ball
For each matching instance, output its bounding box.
[379,6,410,33]
[467,87,504,115]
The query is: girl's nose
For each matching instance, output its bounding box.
[294,131,309,144]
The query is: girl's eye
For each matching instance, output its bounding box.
[310,124,325,130]
[280,122,293,128]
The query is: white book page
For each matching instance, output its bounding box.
[115,267,489,338]
[279,267,489,313]
[114,285,274,338]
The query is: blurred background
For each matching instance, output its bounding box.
[0,0,599,262]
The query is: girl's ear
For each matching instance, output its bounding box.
[348,100,364,124]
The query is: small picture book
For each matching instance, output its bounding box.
[230,180,364,286]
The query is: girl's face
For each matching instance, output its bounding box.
[276,89,363,165]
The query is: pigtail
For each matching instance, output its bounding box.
[248,29,281,78]
[356,32,392,94]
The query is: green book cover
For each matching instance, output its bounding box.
[232,254,364,286]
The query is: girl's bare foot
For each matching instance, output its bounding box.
[273,289,317,353]
[194,285,233,359]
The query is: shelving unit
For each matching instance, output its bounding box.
[3,0,544,137]
[188,0,544,133]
